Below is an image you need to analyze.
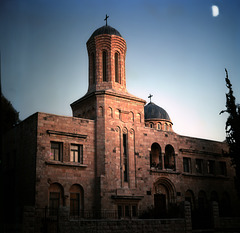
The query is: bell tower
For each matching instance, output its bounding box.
[71,19,146,213]
[86,24,127,94]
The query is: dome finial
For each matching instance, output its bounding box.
[148,94,153,103]
[104,14,109,26]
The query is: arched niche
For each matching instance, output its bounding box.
[164,144,175,170]
[150,143,162,169]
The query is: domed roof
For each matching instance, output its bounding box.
[144,102,171,121]
[89,25,122,39]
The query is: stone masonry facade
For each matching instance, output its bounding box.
[2,23,240,232]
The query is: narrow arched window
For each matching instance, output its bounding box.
[165,123,168,131]
[115,52,119,83]
[164,145,175,170]
[102,51,107,81]
[91,53,96,84]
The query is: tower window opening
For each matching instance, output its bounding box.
[115,52,120,83]
[123,133,128,182]
[102,51,107,81]
[91,53,96,84]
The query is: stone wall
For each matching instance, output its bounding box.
[59,219,186,233]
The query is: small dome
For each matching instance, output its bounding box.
[89,25,122,40]
[144,102,171,121]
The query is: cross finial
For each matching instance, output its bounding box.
[104,14,109,26]
[148,94,153,103]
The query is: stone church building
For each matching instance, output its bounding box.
[2,22,240,228]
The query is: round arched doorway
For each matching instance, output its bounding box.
[153,178,176,218]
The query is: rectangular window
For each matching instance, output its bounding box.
[117,204,138,219]
[196,159,203,174]
[123,134,128,182]
[125,205,130,217]
[132,205,137,217]
[207,160,215,174]
[70,144,83,163]
[219,161,227,176]
[183,157,191,173]
[118,205,122,219]
[50,142,62,161]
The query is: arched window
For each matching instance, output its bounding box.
[157,123,161,130]
[70,184,84,217]
[185,190,195,210]
[198,190,207,211]
[115,109,120,119]
[91,53,96,84]
[115,52,120,83]
[102,51,107,81]
[108,107,113,118]
[164,123,168,131]
[150,143,162,169]
[130,111,134,122]
[150,123,153,128]
[49,183,64,215]
[164,145,175,170]
[137,113,141,123]
[99,106,103,117]
[210,191,219,203]
[123,131,128,182]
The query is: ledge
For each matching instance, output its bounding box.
[182,172,229,179]
[149,169,181,175]
[179,148,222,157]
[47,130,87,139]
[45,160,88,168]
[111,195,144,200]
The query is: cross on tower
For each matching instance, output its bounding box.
[148,94,153,103]
[104,14,109,26]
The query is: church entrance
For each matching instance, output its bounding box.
[154,193,167,217]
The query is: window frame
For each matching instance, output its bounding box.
[207,160,215,175]
[195,159,203,174]
[70,144,83,164]
[50,141,63,161]
[183,157,191,173]
[117,204,138,219]
[219,161,227,176]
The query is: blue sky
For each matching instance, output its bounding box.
[1,0,240,141]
